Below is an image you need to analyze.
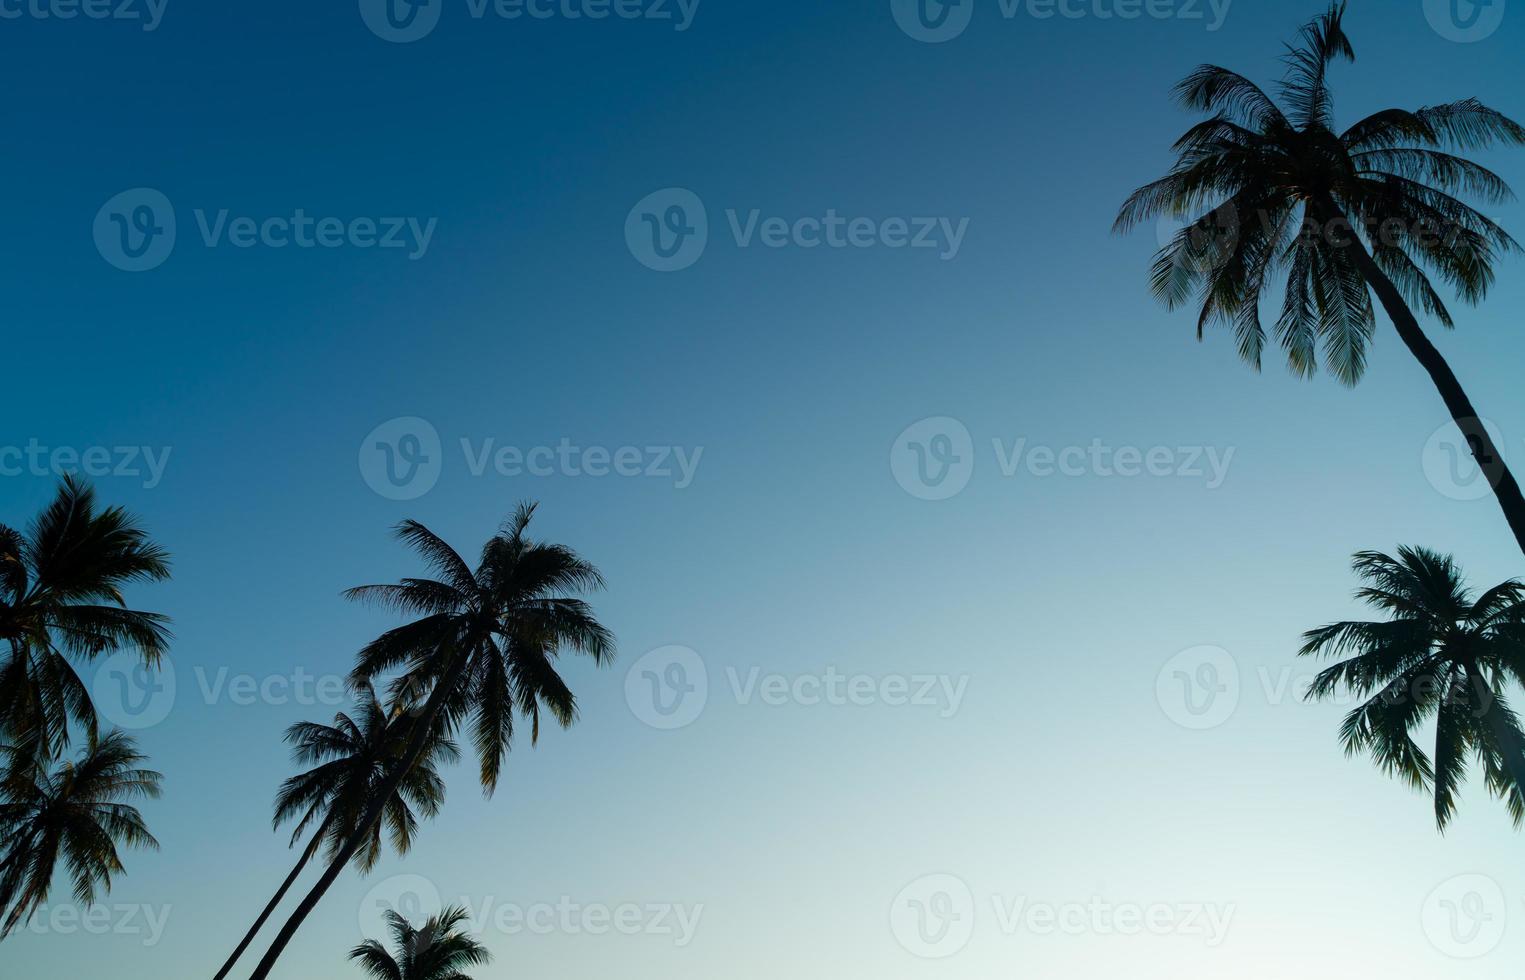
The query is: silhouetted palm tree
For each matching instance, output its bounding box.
[349,906,490,980]
[0,731,162,938]
[1116,2,1525,554]
[245,503,612,980]
[211,684,458,980]
[1302,547,1525,830]
[0,477,171,758]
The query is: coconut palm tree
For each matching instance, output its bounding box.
[245,503,612,980]
[0,477,172,758]
[1301,547,1525,830]
[211,684,459,980]
[1115,2,1525,555]
[349,906,491,980]
[0,731,162,938]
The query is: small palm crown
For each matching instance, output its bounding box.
[1301,547,1525,829]
[1115,2,1525,384]
[349,905,492,980]
[0,731,163,937]
[0,477,172,757]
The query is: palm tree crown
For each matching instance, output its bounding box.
[1115,1,1524,384]
[347,502,614,793]
[274,683,458,871]
[0,477,171,755]
[210,686,460,980]
[0,731,162,937]
[349,906,491,980]
[1301,547,1525,830]
[243,503,612,980]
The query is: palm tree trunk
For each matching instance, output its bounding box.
[1314,196,1525,559]
[212,819,331,980]
[1465,664,1525,799]
[243,643,477,980]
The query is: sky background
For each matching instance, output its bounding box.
[3,0,1525,977]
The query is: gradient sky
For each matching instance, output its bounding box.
[3,1,1525,977]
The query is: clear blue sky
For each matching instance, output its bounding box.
[4,1,1525,977]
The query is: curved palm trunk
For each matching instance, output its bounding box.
[1315,196,1525,559]
[244,644,476,980]
[1465,664,1525,800]
[212,818,331,980]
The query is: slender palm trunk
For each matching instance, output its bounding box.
[1465,664,1525,799]
[212,818,331,980]
[244,644,477,980]
[1315,197,1525,558]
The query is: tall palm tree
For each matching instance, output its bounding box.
[211,684,459,980]
[349,906,491,980]
[1301,547,1525,830]
[1115,2,1525,555]
[0,730,162,938]
[0,477,172,757]
[245,503,613,980]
